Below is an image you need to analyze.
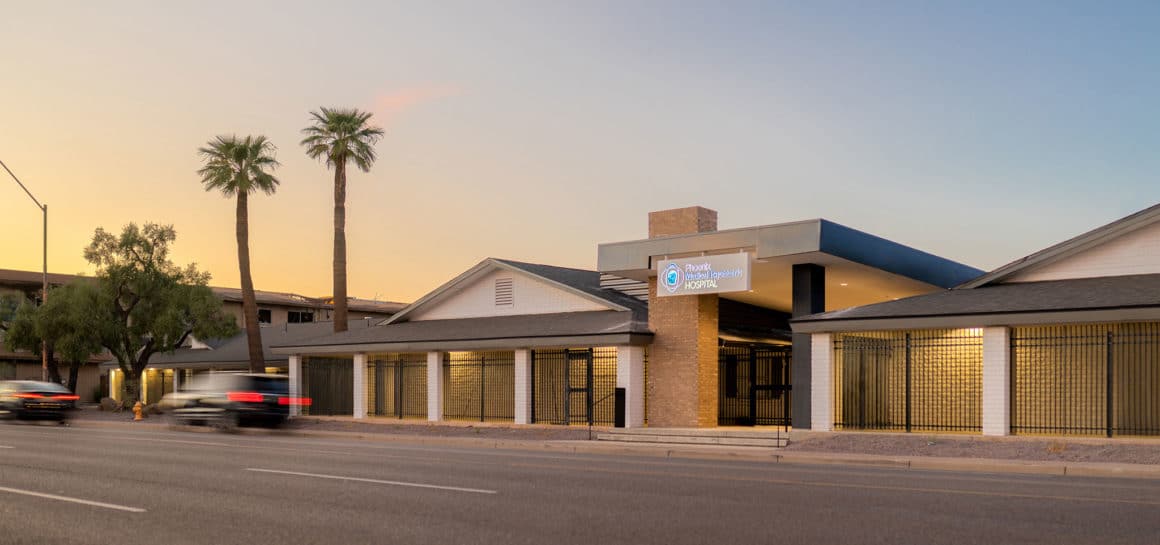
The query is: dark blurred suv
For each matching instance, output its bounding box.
[160,373,310,430]
[0,380,80,423]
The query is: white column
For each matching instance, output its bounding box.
[172,369,182,392]
[353,353,368,419]
[427,351,443,421]
[514,349,532,424]
[616,346,646,428]
[288,355,302,417]
[810,333,833,432]
[983,327,1011,436]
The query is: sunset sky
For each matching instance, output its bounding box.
[3,2,1159,303]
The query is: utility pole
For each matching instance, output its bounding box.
[1,159,50,381]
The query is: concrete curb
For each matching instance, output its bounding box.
[68,419,1160,479]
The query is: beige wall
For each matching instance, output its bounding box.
[1008,220,1160,282]
[408,269,608,321]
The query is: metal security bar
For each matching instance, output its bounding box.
[832,330,982,432]
[643,347,649,426]
[718,344,792,426]
[442,351,515,422]
[531,348,617,426]
[367,353,427,419]
[1012,323,1160,437]
[302,357,354,416]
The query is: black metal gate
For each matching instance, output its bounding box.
[532,348,617,425]
[1012,323,1160,437]
[718,345,792,426]
[302,357,353,416]
[832,331,983,432]
[369,353,427,419]
[442,351,514,422]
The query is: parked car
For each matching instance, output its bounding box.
[0,380,80,423]
[159,373,309,430]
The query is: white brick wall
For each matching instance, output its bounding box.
[514,350,532,424]
[982,327,1011,436]
[352,353,367,419]
[409,269,609,321]
[810,334,833,432]
[1009,220,1160,282]
[616,346,645,428]
[427,351,443,421]
[287,355,302,417]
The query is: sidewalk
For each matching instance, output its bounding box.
[68,410,1160,480]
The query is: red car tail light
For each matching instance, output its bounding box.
[13,393,44,399]
[226,392,265,403]
[50,395,80,401]
[278,397,312,406]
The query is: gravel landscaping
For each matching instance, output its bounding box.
[785,432,1160,465]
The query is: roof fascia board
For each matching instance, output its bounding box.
[597,221,819,274]
[271,333,653,355]
[791,307,1160,333]
[958,204,1160,289]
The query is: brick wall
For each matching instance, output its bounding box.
[646,278,720,427]
[648,206,717,238]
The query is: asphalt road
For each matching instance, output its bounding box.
[1,423,1159,545]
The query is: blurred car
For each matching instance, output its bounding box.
[159,373,310,430]
[0,380,80,423]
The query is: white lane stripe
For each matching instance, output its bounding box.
[0,485,146,513]
[0,446,13,449]
[246,468,498,495]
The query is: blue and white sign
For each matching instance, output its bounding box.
[656,253,751,297]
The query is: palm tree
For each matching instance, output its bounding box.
[197,135,280,372]
[300,107,384,332]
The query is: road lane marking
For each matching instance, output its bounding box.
[245,468,498,495]
[0,485,145,513]
[0,446,13,449]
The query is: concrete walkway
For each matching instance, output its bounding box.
[63,415,1160,481]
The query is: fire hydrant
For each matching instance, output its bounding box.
[132,401,144,421]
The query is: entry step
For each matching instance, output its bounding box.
[596,428,788,448]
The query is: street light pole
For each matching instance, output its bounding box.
[0,159,50,382]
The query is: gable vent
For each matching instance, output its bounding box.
[495,278,514,306]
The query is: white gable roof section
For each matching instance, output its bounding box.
[959,202,1160,289]
[384,258,630,324]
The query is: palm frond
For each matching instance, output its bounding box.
[196,134,281,197]
[299,107,384,173]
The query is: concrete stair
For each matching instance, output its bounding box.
[596,427,789,448]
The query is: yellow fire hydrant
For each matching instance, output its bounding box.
[132,401,144,421]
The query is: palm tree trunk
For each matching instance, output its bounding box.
[237,191,265,373]
[333,160,348,332]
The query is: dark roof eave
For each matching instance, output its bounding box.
[271,331,654,355]
[791,306,1160,333]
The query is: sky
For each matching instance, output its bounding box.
[2,1,1159,303]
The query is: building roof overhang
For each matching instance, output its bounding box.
[792,274,1160,333]
[272,310,652,355]
[598,219,981,313]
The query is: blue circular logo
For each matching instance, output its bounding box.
[661,263,683,293]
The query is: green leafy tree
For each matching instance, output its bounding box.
[1,297,63,383]
[84,223,237,403]
[3,283,104,391]
[300,107,384,332]
[198,135,280,373]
